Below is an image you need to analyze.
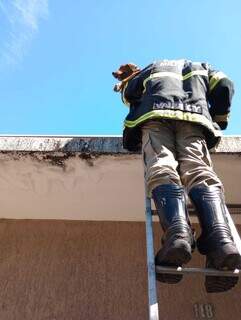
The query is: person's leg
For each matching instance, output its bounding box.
[175,121,222,192]
[142,120,194,283]
[176,121,241,292]
[190,186,240,292]
[142,120,181,196]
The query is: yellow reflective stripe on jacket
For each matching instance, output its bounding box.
[183,70,208,80]
[143,72,182,88]
[213,113,230,122]
[121,82,130,107]
[209,72,227,92]
[143,70,208,90]
[124,109,220,136]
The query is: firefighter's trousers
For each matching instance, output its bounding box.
[142,120,223,196]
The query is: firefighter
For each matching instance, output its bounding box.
[112,60,241,292]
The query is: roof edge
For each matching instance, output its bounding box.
[0,136,241,153]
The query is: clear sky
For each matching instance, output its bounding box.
[0,0,240,136]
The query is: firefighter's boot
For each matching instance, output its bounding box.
[152,184,195,284]
[189,186,241,293]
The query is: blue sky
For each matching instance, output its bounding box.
[0,0,240,135]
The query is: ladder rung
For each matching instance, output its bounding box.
[151,204,241,216]
[156,265,241,277]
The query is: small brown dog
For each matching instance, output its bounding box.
[112,63,141,92]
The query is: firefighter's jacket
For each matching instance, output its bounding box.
[121,59,234,151]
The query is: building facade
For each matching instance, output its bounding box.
[0,136,240,320]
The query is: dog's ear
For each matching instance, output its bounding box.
[126,63,140,72]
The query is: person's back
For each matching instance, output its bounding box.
[118,59,233,151]
[113,59,241,293]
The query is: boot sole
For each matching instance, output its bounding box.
[205,244,241,293]
[156,240,192,284]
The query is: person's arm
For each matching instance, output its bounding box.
[121,64,152,107]
[207,65,234,129]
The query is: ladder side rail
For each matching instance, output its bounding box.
[145,192,159,320]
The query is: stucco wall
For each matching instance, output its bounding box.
[0,220,240,320]
[0,136,241,221]
[0,136,240,320]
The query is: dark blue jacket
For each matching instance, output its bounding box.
[121,59,234,151]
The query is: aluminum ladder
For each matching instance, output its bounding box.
[145,190,241,320]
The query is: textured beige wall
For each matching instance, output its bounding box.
[0,220,240,320]
[0,153,241,221]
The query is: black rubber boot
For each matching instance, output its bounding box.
[189,186,241,293]
[152,184,195,284]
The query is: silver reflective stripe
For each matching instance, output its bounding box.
[143,70,208,90]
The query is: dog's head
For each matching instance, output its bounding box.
[112,63,140,81]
